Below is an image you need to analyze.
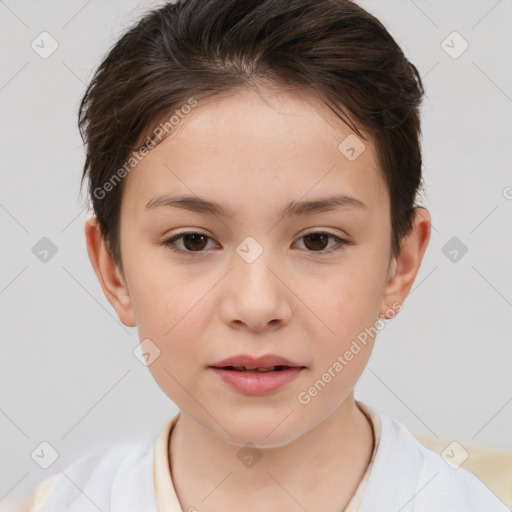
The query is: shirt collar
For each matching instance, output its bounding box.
[153,401,382,512]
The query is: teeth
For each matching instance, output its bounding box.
[227,365,285,372]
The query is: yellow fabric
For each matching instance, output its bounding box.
[412,432,512,507]
[2,473,61,512]
[344,401,382,511]
[153,414,186,511]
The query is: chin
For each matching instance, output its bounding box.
[211,411,305,449]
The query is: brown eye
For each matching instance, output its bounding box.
[296,232,349,253]
[162,232,215,253]
[303,233,330,251]
[181,233,208,251]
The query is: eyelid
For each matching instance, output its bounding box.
[299,228,349,240]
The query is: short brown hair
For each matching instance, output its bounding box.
[78,0,425,270]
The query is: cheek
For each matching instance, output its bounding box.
[127,257,213,345]
[134,284,210,361]
[138,290,208,407]
[125,249,204,334]
[295,263,381,336]
[293,262,381,385]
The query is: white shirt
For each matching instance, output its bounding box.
[12,401,509,512]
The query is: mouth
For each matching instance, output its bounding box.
[210,353,305,371]
[208,364,305,395]
[208,354,306,394]
[212,365,299,373]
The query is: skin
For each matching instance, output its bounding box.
[85,84,431,512]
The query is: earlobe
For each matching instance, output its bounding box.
[379,207,432,318]
[84,217,137,327]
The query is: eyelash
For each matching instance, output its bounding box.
[161,231,351,256]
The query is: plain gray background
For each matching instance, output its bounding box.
[1,0,511,504]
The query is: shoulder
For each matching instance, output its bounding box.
[414,430,508,511]
[360,407,509,512]
[10,438,157,512]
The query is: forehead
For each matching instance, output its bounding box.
[122,86,387,220]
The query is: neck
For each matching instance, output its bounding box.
[169,397,375,512]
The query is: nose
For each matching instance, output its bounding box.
[219,246,292,332]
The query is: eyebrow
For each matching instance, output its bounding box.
[144,193,368,220]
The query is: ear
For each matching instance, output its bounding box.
[84,216,137,327]
[379,207,431,318]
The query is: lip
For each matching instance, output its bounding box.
[210,366,304,395]
[208,354,306,396]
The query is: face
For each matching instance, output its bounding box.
[92,86,414,447]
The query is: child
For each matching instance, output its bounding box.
[7,0,509,510]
